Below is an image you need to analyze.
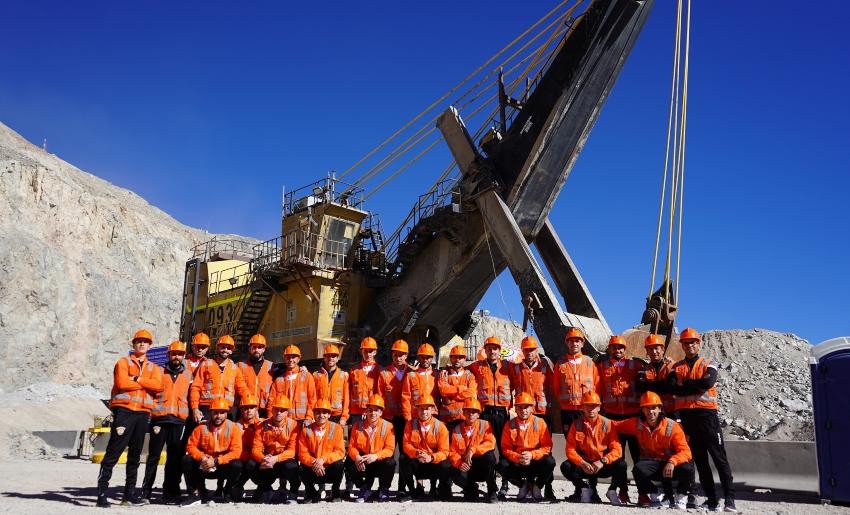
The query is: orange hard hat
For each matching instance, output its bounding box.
[132,329,153,343]
[484,336,501,348]
[249,334,267,346]
[391,339,409,353]
[417,343,436,357]
[240,394,259,408]
[270,395,292,411]
[565,327,585,342]
[192,332,210,346]
[515,392,535,406]
[323,344,341,356]
[167,340,187,354]
[210,398,231,411]
[680,327,701,343]
[521,335,538,350]
[366,394,385,410]
[217,335,235,347]
[360,336,378,350]
[644,334,664,347]
[640,391,663,408]
[581,391,602,406]
[416,394,437,408]
[314,399,333,412]
[608,335,626,347]
[449,345,466,357]
[283,345,301,357]
[463,399,482,412]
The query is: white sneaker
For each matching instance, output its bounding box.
[355,489,368,503]
[531,485,543,502]
[649,493,662,508]
[606,489,622,505]
[580,487,594,503]
[517,482,530,501]
[673,494,688,510]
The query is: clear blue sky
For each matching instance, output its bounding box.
[2,1,848,344]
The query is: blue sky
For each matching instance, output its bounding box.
[2,1,848,344]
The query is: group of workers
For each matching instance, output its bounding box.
[95,326,736,512]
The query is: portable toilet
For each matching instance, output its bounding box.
[810,336,850,504]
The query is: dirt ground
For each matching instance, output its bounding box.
[0,457,843,514]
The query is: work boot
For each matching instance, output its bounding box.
[96,488,110,508]
[606,489,622,505]
[724,499,738,513]
[121,488,149,506]
[181,491,202,507]
[618,488,631,505]
[517,481,530,501]
[566,489,583,502]
[486,491,499,504]
[543,483,557,503]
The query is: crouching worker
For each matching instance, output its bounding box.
[346,394,396,502]
[182,399,243,506]
[561,391,626,504]
[298,399,345,503]
[400,394,451,501]
[251,395,301,504]
[449,399,498,503]
[229,394,262,502]
[499,392,555,502]
[615,392,694,509]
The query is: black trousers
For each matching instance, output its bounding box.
[181,455,242,494]
[603,412,641,464]
[344,457,397,490]
[97,408,150,494]
[451,450,498,494]
[679,409,735,503]
[390,416,406,455]
[633,459,694,496]
[560,458,628,490]
[301,460,344,498]
[560,409,582,435]
[234,460,258,489]
[141,421,187,497]
[254,459,300,492]
[480,406,509,453]
[498,455,556,488]
[400,456,451,492]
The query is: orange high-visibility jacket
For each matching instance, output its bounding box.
[501,416,553,463]
[448,419,496,468]
[566,415,622,465]
[597,357,643,416]
[268,367,316,421]
[643,361,676,414]
[190,358,248,409]
[552,353,598,411]
[237,359,275,409]
[403,418,450,463]
[313,367,350,419]
[509,358,552,415]
[348,418,395,461]
[187,355,204,376]
[349,362,382,415]
[402,367,438,421]
[237,416,262,462]
[468,359,512,408]
[110,356,164,413]
[252,417,300,463]
[438,368,478,422]
[297,421,346,467]
[186,420,243,465]
[378,364,409,419]
[151,365,192,420]
[615,416,692,466]
[672,357,719,411]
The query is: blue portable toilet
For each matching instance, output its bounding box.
[810,337,850,505]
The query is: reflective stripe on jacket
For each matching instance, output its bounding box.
[348,419,395,461]
[298,421,345,466]
[237,359,274,408]
[237,417,262,462]
[110,356,163,413]
[151,366,192,419]
[378,364,408,419]
[313,367,349,419]
[597,358,642,416]
[509,358,552,415]
[468,360,512,407]
[566,415,622,465]
[643,361,676,413]
[251,418,299,462]
[269,367,316,421]
[438,368,478,422]
[349,362,382,415]
[402,367,438,421]
[672,357,719,411]
[186,420,243,465]
[553,354,598,410]
[448,419,495,468]
[615,416,692,465]
[403,418,449,463]
[501,415,553,463]
[189,358,248,409]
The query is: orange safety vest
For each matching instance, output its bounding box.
[269,367,316,421]
[190,358,248,409]
[237,417,262,462]
[501,416,553,463]
[553,354,598,411]
[313,367,349,419]
[186,419,243,465]
[672,357,719,411]
[438,368,478,422]
[251,417,299,462]
[597,358,642,416]
[643,361,676,413]
[378,364,409,419]
[468,359,512,407]
[298,421,345,466]
[349,362,382,415]
[348,419,395,461]
[448,419,496,468]
[402,367,438,420]
[509,358,552,415]
[616,416,692,466]
[403,418,450,463]
[237,359,274,408]
[565,415,622,465]
[110,356,163,413]
[151,365,193,420]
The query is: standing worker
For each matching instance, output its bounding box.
[468,335,512,499]
[635,334,676,417]
[498,392,555,502]
[190,335,248,424]
[237,334,275,418]
[552,327,598,434]
[96,329,163,508]
[349,337,382,426]
[345,394,396,503]
[378,339,411,454]
[448,399,498,503]
[313,344,349,425]
[269,345,316,426]
[402,343,439,423]
[669,328,736,513]
[438,345,477,431]
[186,333,210,376]
[141,340,192,504]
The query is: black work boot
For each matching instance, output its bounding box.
[96,486,110,508]
[121,487,149,506]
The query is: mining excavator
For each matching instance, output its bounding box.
[178,0,683,364]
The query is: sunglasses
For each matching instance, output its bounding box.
[218,345,234,350]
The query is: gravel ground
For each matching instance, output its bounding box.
[0,457,842,514]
